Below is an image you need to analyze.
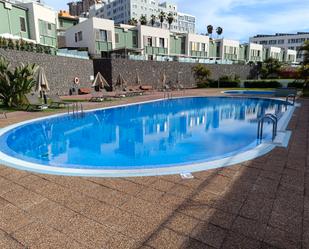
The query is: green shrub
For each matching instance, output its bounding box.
[192,64,211,87]
[209,75,240,88]
[7,39,14,50]
[288,81,305,89]
[0,57,38,107]
[244,80,281,88]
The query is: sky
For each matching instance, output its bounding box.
[45,0,309,42]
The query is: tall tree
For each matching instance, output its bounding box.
[167,13,174,30]
[158,11,166,28]
[150,14,156,27]
[128,18,138,26]
[207,25,213,38]
[298,41,309,88]
[216,27,223,38]
[139,15,147,25]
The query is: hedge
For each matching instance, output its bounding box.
[288,81,305,89]
[244,81,282,88]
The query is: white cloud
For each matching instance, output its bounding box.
[174,0,309,41]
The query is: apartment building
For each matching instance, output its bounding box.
[68,0,99,16]
[64,17,297,64]
[0,0,30,39]
[250,32,309,62]
[89,0,196,34]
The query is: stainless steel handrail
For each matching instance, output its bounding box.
[286,94,296,105]
[257,113,278,141]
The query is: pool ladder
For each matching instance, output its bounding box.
[286,94,296,105]
[257,113,278,141]
[67,103,85,118]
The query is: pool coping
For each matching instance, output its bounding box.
[0,96,296,177]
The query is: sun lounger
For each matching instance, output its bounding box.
[89,91,113,102]
[49,95,69,108]
[25,93,47,111]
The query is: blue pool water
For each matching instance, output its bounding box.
[224,90,275,95]
[0,97,290,171]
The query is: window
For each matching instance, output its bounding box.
[96,30,107,41]
[48,23,52,30]
[75,33,78,42]
[77,31,83,41]
[20,17,26,32]
[147,37,152,47]
[159,38,165,48]
[115,33,119,43]
[60,20,64,27]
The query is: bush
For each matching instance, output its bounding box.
[288,81,305,89]
[244,80,282,88]
[209,75,240,88]
[192,64,211,87]
[0,57,38,107]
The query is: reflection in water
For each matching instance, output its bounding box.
[3,97,289,169]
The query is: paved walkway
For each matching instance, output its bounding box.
[0,90,308,249]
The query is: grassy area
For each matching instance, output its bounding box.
[62,99,89,103]
[224,88,275,90]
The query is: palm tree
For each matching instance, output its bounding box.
[158,11,166,28]
[139,15,147,25]
[207,25,213,38]
[128,18,138,26]
[167,13,174,30]
[150,14,156,27]
[216,27,223,38]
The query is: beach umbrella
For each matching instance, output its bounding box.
[160,71,168,89]
[135,70,142,86]
[36,67,50,92]
[92,72,110,90]
[116,73,127,90]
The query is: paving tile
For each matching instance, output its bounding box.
[231,216,267,241]
[263,226,301,249]
[104,208,158,240]
[157,193,186,208]
[0,230,25,249]
[221,231,261,249]
[181,238,214,249]
[213,198,243,215]
[150,178,176,192]
[240,196,274,222]
[164,213,199,236]
[206,208,236,230]
[120,196,172,223]
[167,184,194,198]
[61,214,113,248]
[2,186,46,211]
[177,200,211,221]
[136,186,164,202]
[147,227,188,249]
[191,222,227,248]
[13,221,86,249]
[93,178,143,195]
[0,177,22,196]
[0,203,33,233]
[27,199,76,231]
[191,189,220,205]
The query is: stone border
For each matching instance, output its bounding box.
[0,97,296,178]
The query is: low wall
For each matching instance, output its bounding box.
[94,58,258,89]
[0,49,94,95]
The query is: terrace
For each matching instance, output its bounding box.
[0,89,308,249]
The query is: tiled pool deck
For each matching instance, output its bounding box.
[0,89,308,249]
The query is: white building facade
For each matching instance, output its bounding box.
[89,0,195,34]
[249,32,309,63]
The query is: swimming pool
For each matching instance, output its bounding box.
[224,90,275,95]
[0,97,294,177]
